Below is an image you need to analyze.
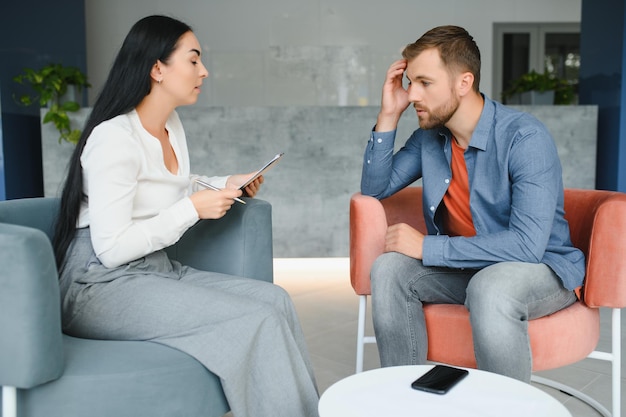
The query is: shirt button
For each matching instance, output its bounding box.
[367,159,371,164]
[445,178,450,184]
[430,206,435,212]
[377,138,383,143]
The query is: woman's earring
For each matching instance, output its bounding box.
[157,79,163,84]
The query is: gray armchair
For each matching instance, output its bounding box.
[0,197,274,417]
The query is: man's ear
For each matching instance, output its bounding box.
[457,72,475,96]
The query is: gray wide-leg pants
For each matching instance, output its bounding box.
[59,229,319,417]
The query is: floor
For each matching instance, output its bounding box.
[271,257,625,417]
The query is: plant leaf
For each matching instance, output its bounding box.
[61,101,80,111]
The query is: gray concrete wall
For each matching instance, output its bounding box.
[84,0,582,107]
[42,105,598,257]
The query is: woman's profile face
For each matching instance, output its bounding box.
[157,31,209,107]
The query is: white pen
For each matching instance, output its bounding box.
[194,178,246,204]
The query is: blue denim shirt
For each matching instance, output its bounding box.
[361,96,585,290]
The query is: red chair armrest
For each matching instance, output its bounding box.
[350,193,387,295]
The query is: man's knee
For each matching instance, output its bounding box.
[371,252,400,279]
[465,263,530,320]
[467,262,519,299]
[370,252,418,290]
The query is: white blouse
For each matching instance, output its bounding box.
[78,109,227,268]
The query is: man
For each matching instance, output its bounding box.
[361,25,585,383]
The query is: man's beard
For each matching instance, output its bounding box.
[417,95,460,130]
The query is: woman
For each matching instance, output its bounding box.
[53,15,319,417]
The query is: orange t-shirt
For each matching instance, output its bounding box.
[442,138,476,237]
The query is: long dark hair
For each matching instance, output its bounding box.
[52,15,192,268]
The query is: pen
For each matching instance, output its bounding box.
[194,179,246,204]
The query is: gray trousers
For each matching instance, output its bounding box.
[59,229,319,417]
[370,252,577,382]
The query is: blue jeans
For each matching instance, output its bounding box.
[370,252,577,382]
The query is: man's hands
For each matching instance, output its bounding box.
[384,222,424,260]
[376,59,411,132]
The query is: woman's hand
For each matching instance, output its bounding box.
[226,173,264,197]
[189,188,243,219]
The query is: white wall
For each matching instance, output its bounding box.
[84,0,581,107]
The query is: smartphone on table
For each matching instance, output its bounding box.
[411,365,469,395]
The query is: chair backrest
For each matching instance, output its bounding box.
[0,197,60,241]
[380,186,427,234]
[563,189,626,308]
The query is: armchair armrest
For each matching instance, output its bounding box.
[0,223,64,389]
[165,198,274,283]
[0,198,59,241]
[349,193,388,296]
[350,188,426,296]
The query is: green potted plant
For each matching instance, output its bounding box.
[501,70,575,105]
[13,63,90,144]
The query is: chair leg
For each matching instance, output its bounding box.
[610,308,621,417]
[356,295,377,374]
[532,307,621,417]
[356,295,367,373]
[531,375,611,417]
[2,386,17,417]
[585,308,621,417]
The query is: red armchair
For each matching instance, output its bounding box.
[350,187,626,417]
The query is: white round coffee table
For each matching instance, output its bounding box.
[319,365,571,417]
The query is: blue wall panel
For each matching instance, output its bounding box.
[579,0,626,191]
[0,0,86,200]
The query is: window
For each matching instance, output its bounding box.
[493,23,580,104]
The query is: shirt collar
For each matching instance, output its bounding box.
[467,94,494,151]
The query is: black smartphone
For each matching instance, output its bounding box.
[411,365,469,395]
